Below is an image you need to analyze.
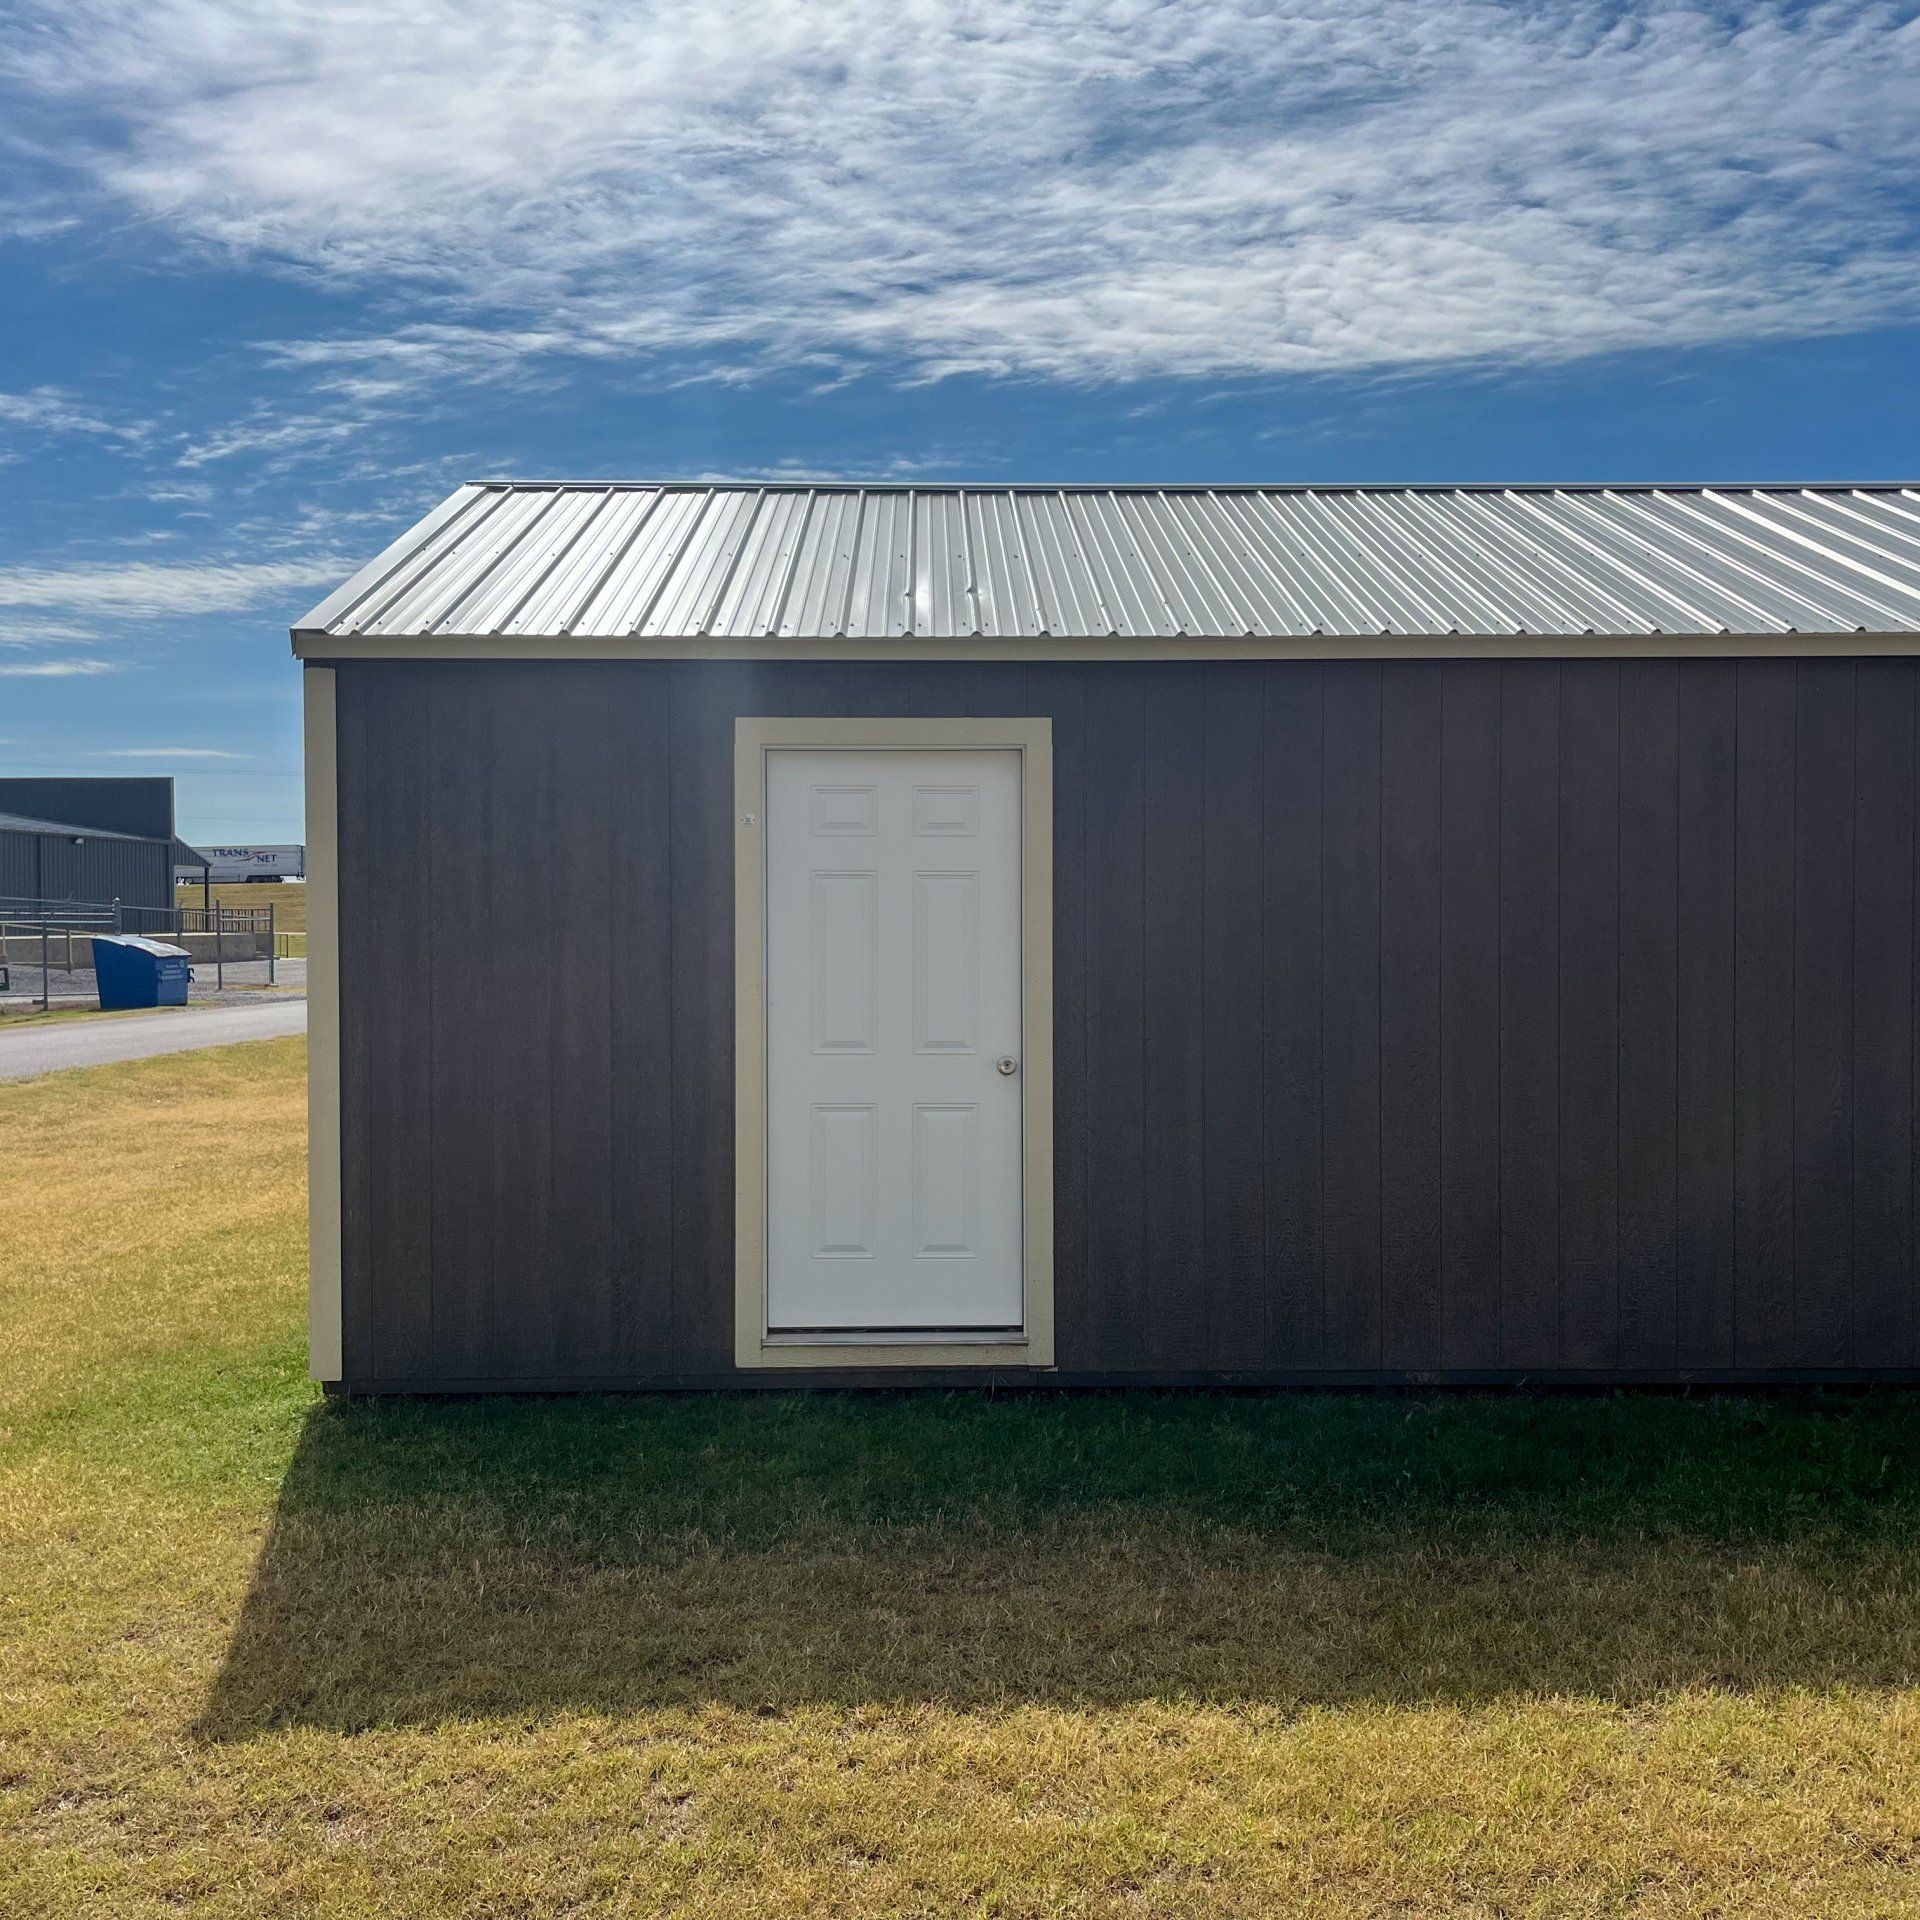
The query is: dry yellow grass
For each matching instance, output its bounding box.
[176,881,308,934]
[4,1039,1920,1916]
[0,1039,305,1409]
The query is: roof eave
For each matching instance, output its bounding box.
[291,627,1920,662]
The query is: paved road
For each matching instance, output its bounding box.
[0,998,307,1083]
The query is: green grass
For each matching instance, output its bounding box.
[5,1039,1920,1914]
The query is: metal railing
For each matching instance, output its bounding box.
[178,904,275,935]
[0,894,280,1006]
[178,902,278,989]
[117,904,185,936]
[202,901,275,991]
[0,895,127,1010]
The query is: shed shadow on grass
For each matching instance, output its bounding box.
[200,1389,1920,1736]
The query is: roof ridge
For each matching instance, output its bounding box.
[465,479,1920,495]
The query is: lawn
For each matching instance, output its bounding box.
[176,880,308,934]
[4,1042,1920,1915]
[0,1004,188,1030]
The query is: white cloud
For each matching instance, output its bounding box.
[0,614,103,645]
[3,0,1917,391]
[0,389,119,435]
[0,554,350,618]
[691,453,980,484]
[176,413,363,468]
[258,323,587,401]
[0,658,121,676]
[0,386,149,453]
[93,746,249,758]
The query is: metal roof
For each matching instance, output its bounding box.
[0,810,151,842]
[296,482,1920,644]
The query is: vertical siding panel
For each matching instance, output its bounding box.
[1379,662,1443,1370]
[1853,660,1914,1367]
[0,828,32,899]
[1083,668,1148,1370]
[1498,662,1560,1367]
[1618,662,1680,1370]
[547,666,616,1372]
[907,660,981,718]
[1203,665,1267,1367]
[1141,665,1208,1369]
[1793,660,1856,1366]
[821,662,926,733]
[610,663,675,1372]
[1556,662,1620,1370]
[1904,660,1920,1367]
[854,663,925,718]
[490,666,558,1375]
[360,665,436,1379]
[779,662,856,719]
[425,667,499,1378]
[1264,663,1325,1364]
[1676,661,1738,1367]
[1734,661,1797,1368]
[1440,663,1502,1369]
[1321,663,1384,1367]
[668,662,755,1374]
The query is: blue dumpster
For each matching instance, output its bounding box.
[91,935,192,1010]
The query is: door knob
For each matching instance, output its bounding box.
[996,1056,1019,1075]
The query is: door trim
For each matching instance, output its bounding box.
[734,717,1054,1369]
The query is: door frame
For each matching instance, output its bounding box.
[733,716,1055,1370]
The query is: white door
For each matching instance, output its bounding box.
[764,747,1024,1333]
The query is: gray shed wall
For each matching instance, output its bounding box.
[330,656,1920,1389]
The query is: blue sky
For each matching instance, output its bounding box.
[1,0,1917,843]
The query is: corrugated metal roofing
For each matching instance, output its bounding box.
[297,483,1920,643]
[0,810,150,842]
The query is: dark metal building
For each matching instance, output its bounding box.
[0,776,174,843]
[0,801,177,934]
[298,482,1920,1392]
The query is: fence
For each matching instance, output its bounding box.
[0,895,127,1010]
[178,904,275,935]
[117,903,185,936]
[0,895,278,1006]
[188,901,279,991]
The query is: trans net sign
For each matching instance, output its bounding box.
[175,845,306,883]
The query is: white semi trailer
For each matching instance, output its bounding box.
[176,844,307,883]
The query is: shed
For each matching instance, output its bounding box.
[295,481,1920,1392]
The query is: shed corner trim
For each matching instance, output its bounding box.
[304,664,343,1383]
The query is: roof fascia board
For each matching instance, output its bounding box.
[292,628,1920,663]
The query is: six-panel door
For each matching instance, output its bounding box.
[764,747,1025,1332]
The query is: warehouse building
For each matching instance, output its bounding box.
[0,777,180,933]
[298,481,1920,1392]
